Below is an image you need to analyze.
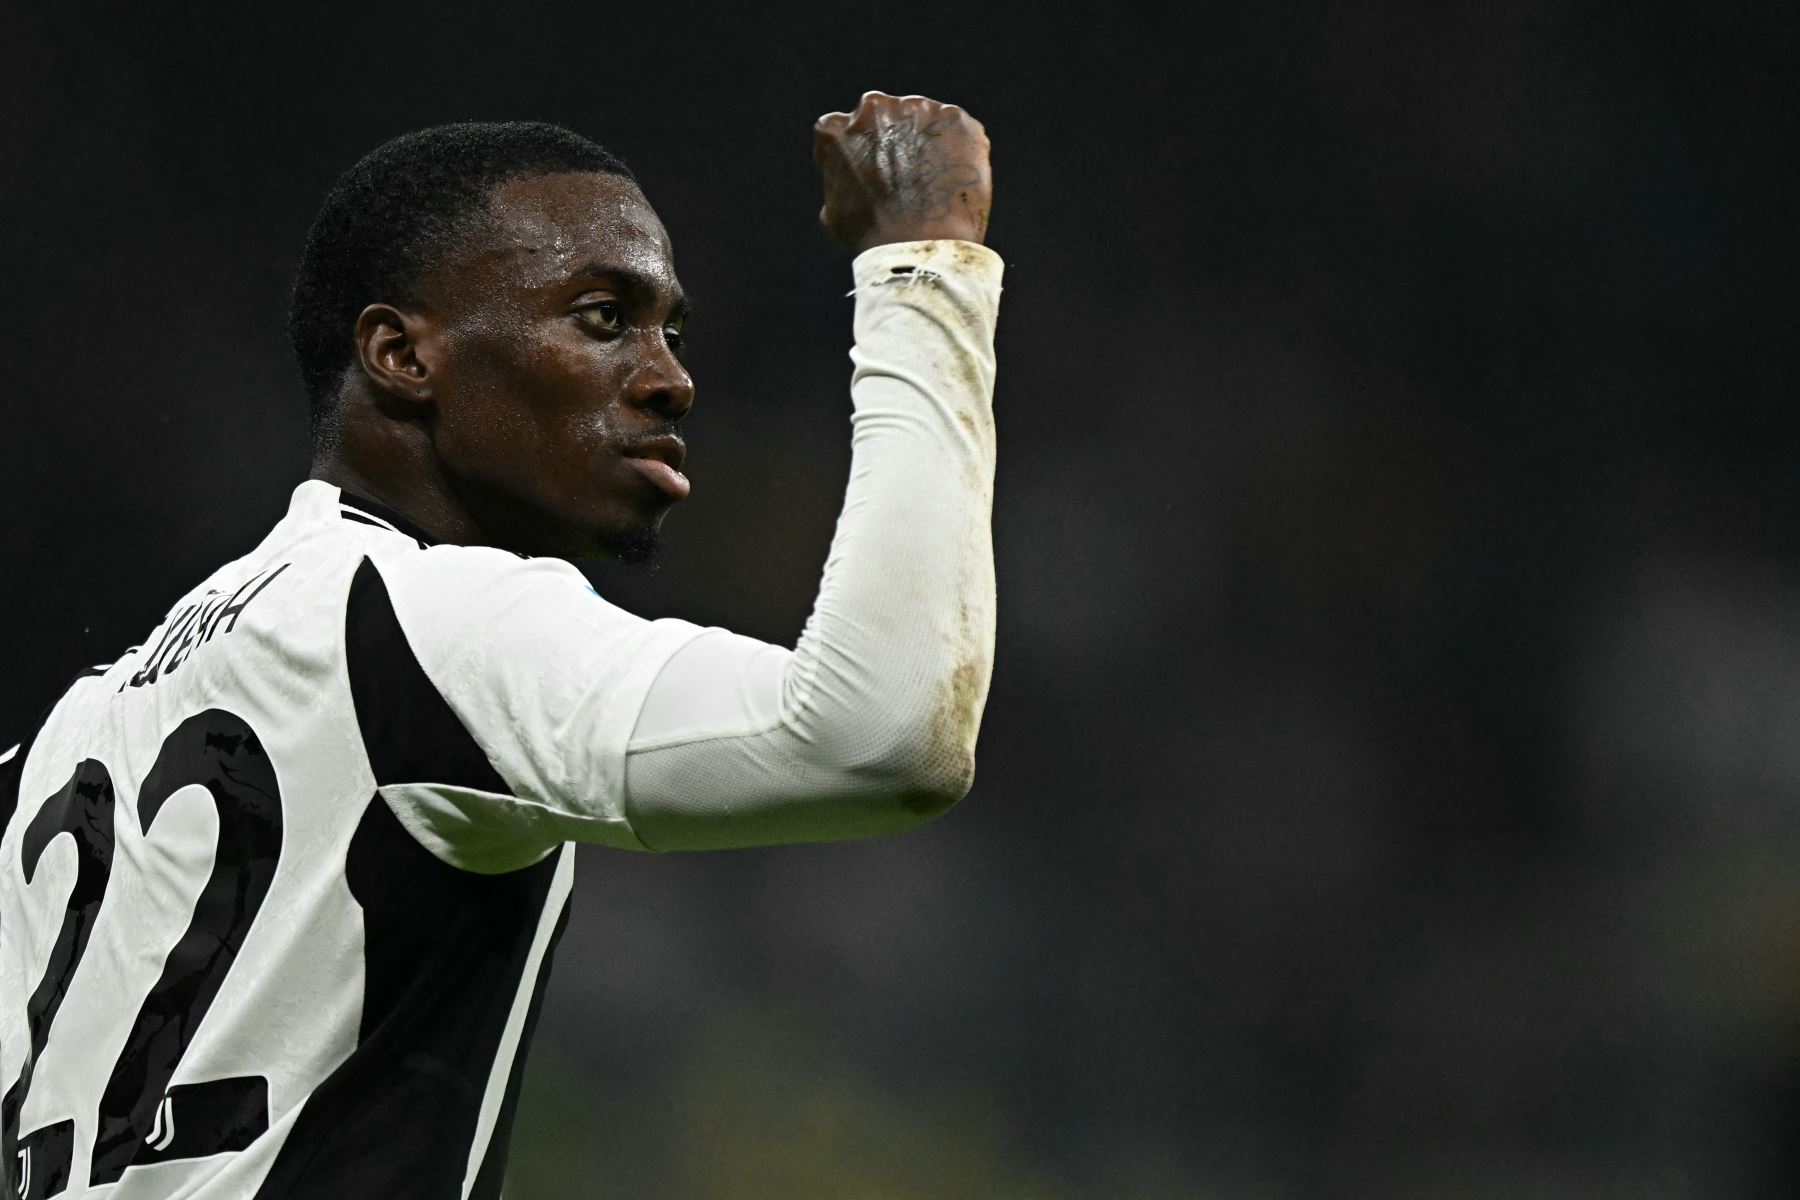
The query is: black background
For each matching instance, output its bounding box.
[3,2,1797,1195]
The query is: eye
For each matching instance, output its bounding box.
[576,300,623,334]
[664,323,686,355]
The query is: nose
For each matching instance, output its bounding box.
[625,329,694,422]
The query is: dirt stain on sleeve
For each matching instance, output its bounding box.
[899,654,986,817]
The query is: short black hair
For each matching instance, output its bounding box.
[289,121,635,444]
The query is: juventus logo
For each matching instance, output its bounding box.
[14,1148,27,1198]
[145,1095,176,1152]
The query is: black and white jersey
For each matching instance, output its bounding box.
[0,482,705,1199]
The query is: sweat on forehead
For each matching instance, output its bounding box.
[486,172,662,248]
[460,172,674,286]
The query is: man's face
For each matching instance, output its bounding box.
[417,170,693,559]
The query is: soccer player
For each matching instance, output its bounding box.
[0,92,1000,1197]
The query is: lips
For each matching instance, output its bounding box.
[621,435,690,500]
[622,434,686,473]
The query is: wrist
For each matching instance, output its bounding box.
[854,224,986,256]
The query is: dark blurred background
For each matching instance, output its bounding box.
[3,1,1797,1195]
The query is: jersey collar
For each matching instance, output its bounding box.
[336,491,440,546]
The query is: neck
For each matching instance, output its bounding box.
[309,406,487,546]
[314,458,495,548]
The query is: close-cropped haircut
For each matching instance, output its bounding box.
[289,121,634,445]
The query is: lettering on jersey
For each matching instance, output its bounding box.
[123,562,290,691]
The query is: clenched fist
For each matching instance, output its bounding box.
[813,92,992,256]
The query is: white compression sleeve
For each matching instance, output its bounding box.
[621,240,1003,850]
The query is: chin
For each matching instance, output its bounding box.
[605,524,665,565]
[580,508,667,564]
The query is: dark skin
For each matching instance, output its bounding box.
[312,92,992,559]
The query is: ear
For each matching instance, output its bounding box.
[352,303,437,410]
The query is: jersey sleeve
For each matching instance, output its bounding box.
[349,548,705,871]
[620,239,1004,850]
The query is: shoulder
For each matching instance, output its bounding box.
[350,547,698,703]
[374,541,592,591]
[362,545,616,645]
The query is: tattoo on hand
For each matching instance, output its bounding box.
[848,122,982,220]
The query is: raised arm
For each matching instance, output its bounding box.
[620,93,1001,849]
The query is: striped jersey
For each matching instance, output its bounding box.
[0,481,704,1198]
